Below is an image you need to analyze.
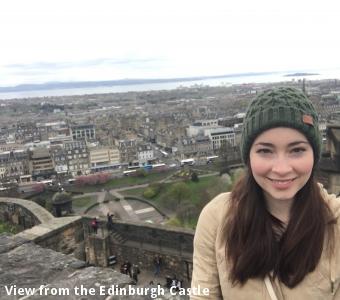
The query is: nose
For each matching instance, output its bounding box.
[271,157,293,175]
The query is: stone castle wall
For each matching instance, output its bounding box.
[84,218,194,281]
[0,197,84,258]
[1,199,195,281]
[0,197,54,230]
[36,218,84,255]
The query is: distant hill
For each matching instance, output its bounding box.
[0,72,275,92]
[284,72,319,77]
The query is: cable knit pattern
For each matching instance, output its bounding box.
[240,87,321,164]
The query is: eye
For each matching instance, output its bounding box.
[291,147,306,154]
[256,148,272,154]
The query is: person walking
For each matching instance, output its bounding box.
[131,264,140,283]
[90,217,98,234]
[153,255,162,276]
[106,213,113,231]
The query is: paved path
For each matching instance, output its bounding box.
[78,171,219,223]
[80,189,165,224]
[114,184,149,192]
[73,192,107,216]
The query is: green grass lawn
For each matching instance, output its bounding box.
[192,163,222,173]
[186,176,226,204]
[105,170,176,187]
[119,174,231,229]
[121,175,229,205]
[72,196,97,208]
[120,187,146,197]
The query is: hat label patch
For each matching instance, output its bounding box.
[302,115,313,126]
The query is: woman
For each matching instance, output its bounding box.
[191,87,340,299]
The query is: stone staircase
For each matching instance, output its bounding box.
[110,230,126,244]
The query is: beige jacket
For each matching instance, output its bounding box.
[191,186,340,300]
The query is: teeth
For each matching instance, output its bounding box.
[273,181,290,184]
[270,179,293,183]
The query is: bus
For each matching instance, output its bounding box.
[152,163,167,171]
[127,165,141,170]
[67,178,76,184]
[180,158,195,167]
[40,179,53,186]
[143,164,153,170]
[160,150,169,157]
[142,163,167,172]
[123,170,137,176]
[206,155,219,164]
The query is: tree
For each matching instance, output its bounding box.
[176,201,199,224]
[52,191,72,204]
[136,169,147,177]
[191,171,199,182]
[143,182,164,199]
[34,196,46,208]
[143,187,157,199]
[75,173,110,186]
[168,182,191,206]
[97,172,110,184]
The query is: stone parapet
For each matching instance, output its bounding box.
[0,234,187,299]
[0,197,54,230]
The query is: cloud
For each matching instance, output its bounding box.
[1,0,340,86]
[0,57,170,86]
[5,57,163,71]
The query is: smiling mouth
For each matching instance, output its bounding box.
[267,178,297,184]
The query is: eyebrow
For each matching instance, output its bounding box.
[253,141,309,147]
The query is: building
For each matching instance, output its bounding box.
[25,140,51,151]
[49,135,73,148]
[155,131,174,149]
[0,150,29,180]
[116,139,138,164]
[186,119,219,137]
[29,148,55,179]
[193,119,219,127]
[218,114,245,128]
[64,140,90,176]
[71,124,96,141]
[318,124,340,195]
[16,121,42,143]
[0,142,25,152]
[37,121,69,139]
[0,165,5,179]
[176,136,212,158]
[204,127,235,150]
[89,146,120,172]
[137,144,154,164]
[50,146,69,175]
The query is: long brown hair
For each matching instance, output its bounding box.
[225,168,335,288]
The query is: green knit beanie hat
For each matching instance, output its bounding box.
[240,87,321,164]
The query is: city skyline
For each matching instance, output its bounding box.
[1,0,340,86]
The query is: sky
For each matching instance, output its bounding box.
[1,0,340,87]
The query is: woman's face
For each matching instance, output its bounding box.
[249,127,314,203]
